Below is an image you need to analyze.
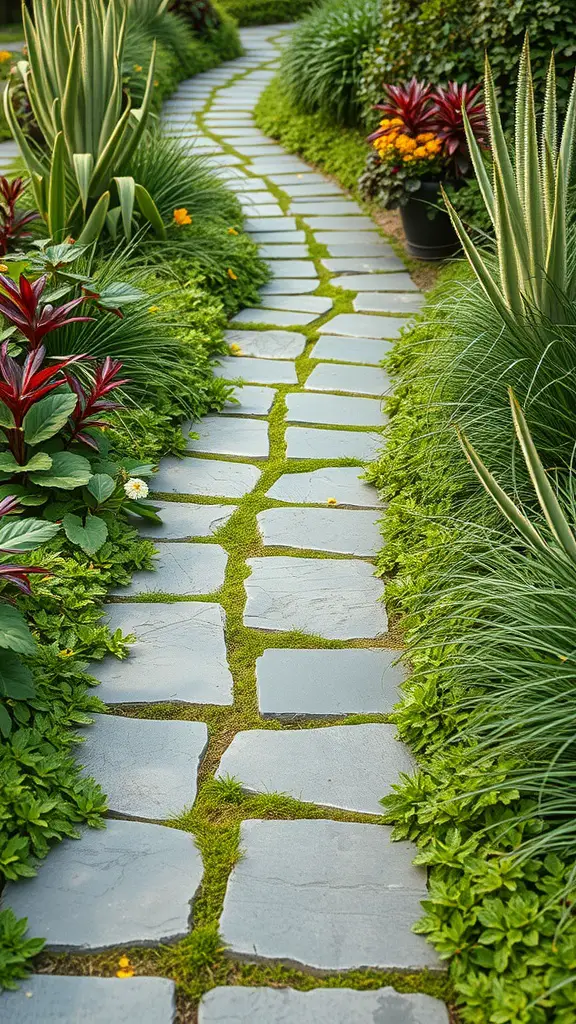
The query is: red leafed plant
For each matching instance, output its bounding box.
[369,78,436,142]
[66,357,129,450]
[0,494,51,595]
[431,81,487,173]
[0,177,40,257]
[0,273,93,349]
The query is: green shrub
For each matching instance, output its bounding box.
[280,0,382,125]
[218,0,318,25]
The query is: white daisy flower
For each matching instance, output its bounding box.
[124,477,149,500]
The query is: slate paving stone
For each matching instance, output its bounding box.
[257,506,380,556]
[153,456,260,498]
[2,975,177,1024]
[238,191,279,205]
[259,294,332,314]
[133,500,236,539]
[185,415,270,457]
[243,556,387,639]
[92,601,233,705]
[306,217,379,232]
[281,181,343,197]
[204,153,243,165]
[331,272,418,291]
[236,202,284,216]
[291,199,362,215]
[232,307,319,327]
[315,230,383,246]
[219,819,437,970]
[354,291,426,314]
[250,157,311,173]
[244,217,297,232]
[217,724,412,812]
[3,819,203,951]
[222,384,276,416]
[311,334,393,365]
[249,229,306,242]
[324,242,397,258]
[256,647,403,716]
[213,357,297,385]
[224,329,306,359]
[260,277,317,293]
[320,313,405,339]
[267,466,381,508]
[78,715,208,819]
[266,172,331,185]
[259,243,309,258]
[305,363,390,397]
[199,986,449,1024]
[111,542,228,595]
[235,145,288,157]
[265,259,318,278]
[286,392,386,427]
[225,177,268,192]
[284,425,380,461]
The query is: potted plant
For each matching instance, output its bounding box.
[359,78,487,260]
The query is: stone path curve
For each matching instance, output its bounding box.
[0,24,448,1024]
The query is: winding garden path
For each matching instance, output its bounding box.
[2,25,448,1024]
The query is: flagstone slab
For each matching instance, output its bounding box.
[244,217,297,232]
[286,392,386,427]
[236,202,284,216]
[301,216,374,231]
[311,334,393,365]
[214,357,297,385]
[134,501,236,540]
[260,294,332,314]
[256,647,403,716]
[320,313,405,339]
[265,259,318,278]
[250,230,306,242]
[92,602,233,705]
[250,157,311,173]
[205,154,243,165]
[266,172,332,185]
[219,819,437,970]
[243,556,386,639]
[223,385,276,416]
[110,542,228,596]
[267,466,381,507]
[331,272,418,291]
[315,230,383,246]
[291,200,362,215]
[324,242,397,258]
[355,292,425,314]
[236,145,287,157]
[260,276,317,293]
[231,307,318,327]
[78,715,208,819]
[281,181,343,197]
[257,506,380,555]
[153,457,260,498]
[305,363,389,397]
[3,819,203,951]
[259,244,310,258]
[226,177,268,191]
[225,329,306,359]
[217,724,411,812]
[2,975,177,1024]
[184,416,269,457]
[238,191,281,205]
[284,426,380,461]
[199,986,449,1024]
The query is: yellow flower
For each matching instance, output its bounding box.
[326,497,338,506]
[148,305,160,314]
[414,146,427,158]
[403,154,415,162]
[118,956,131,968]
[173,207,192,226]
[390,117,403,126]
[0,51,12,62]
[229,342,243,355]
[116,968,135,978]
[58,648,75,658]
[228,226,238,235]
[416,132,435,143]
[0,263,8,272]
[134,64,142,72]
[227,268,237,280]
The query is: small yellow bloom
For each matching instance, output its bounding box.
[148,305,160,314]
[134,64,142,72]
[118,956,131,968]
[173,207,192,226]
[0,263,8,272]
[227,268,238,280]
[414,146,427,158]
[327,497,338,506]
[154,79,159,87]
[59,648,75,658]
[229,342,243,355]
[228,226,239,235]
[116,968,135,978]
[0,51,12,62]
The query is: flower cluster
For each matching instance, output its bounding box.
[372,118,442,166]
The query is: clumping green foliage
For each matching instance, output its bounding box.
[218,0,318,26]
[0,910,45,990]
[280,0,382,125]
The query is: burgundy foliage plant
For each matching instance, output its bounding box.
[66,357,129,450]
[0,177,39,257]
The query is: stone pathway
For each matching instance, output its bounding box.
[0,25,448,1024]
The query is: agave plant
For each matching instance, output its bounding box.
[4,0,166,244]
[444,37,576,324]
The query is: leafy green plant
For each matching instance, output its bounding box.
[217,0,318,25]
[4,0,166,243]
[0,910,45,990]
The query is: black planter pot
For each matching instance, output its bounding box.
[400,180,461,261]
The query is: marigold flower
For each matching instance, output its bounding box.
[173,207,192,226]
[326,497,338,506]
[0,264,7,272]
[228,227,238,235]
[227,268,238,280]
[403,154,415,162]
[229,343,243,355]
[0,51,12,62]
[124,478,149,500]
[414,146,427,158]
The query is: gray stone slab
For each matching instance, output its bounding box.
[133,501,236,540]
[215,357,297,386]
[286,392,386,427]
[320,313,405,339]
[312,334,393,365]
[232,307,318,327]
[260,277,317,294]
[243,556,386,639]
[226,177,268,192]
[199,986,449,1024]
[238,191,280,205]
[266,172,332,185]
[235,145,287,158]
[250,157,311,173]
[265,259,318,279]
[204,154,243,166]
[225,329,306,359]
[267,467,381,508]
[281,181,343,197]
[259,244,309,258]
[324,242,397,258]
[217,724,412,813]
[285,426,380,461]
[153,457,260,498]
[2,975,177,1024]
[244,217,297,232]
[223,385,276,416]
[256,647,403,716]
[78,714,208,819]
[293,199,364,215]
[316,230,383,246]
[92,602,233,705]
[237,202,284,217]
[306,363,390,397]
[185,415,270,457]
[331,272,419,291]
[111,542,227,596]
[355,292,425,315]
[2,819,203,952]
[219,819,437,970]
[250,230,306,243]
[257,506,380,555]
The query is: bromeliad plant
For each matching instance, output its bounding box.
[0,178,39,257]
[4,0,166,244]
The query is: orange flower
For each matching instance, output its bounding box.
[228,227,238,235]
[0,51,12,62]
[173,207,192,226]
[227,268,237,280]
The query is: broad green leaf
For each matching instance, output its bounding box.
[62,512,108,554]
[134,183,166,239]
[23,391,77,445]
[114,175,135,241]
[93,281,147,308]
[0,605,37,656]
[0,517,59,552]
[0,452,52,474]
[29,450,92,490]
[0,651,35,701]
[48,132,67,242]
[123,499,162,523]
[87,473,116,503]
[73,153,95,211]
[77,191,111,245]
[0,402,15,429]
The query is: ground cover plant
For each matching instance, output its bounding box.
[218,0,318,25]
